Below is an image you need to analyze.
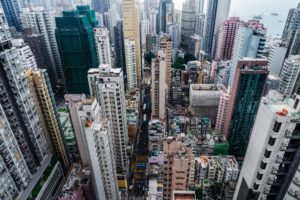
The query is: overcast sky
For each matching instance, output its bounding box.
[174,0,299,16]
[174,0,299,37]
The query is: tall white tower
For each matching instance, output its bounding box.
[94,27,112,66]
[88,65,129,178]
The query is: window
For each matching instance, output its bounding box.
[268,137,276,146]
[256,172,263,180]
[273,121,282,132]
[260,161,267,170]
[264,150,271,158]
[253,183,259,190]
[294,99,299,109]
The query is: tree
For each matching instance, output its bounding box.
[210,182,222,199]
[172,57,185,69]
[144,51,155,64]
[184,53,196,63]
[195,188,203,199]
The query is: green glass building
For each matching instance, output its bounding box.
[55,5,98,94]
[224,59,269,159]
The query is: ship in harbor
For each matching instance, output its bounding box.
[253,14,263,20]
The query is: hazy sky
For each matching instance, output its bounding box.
[174,0,300,37]
[174,0,299,15]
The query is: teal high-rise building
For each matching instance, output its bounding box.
[55,5,98,94]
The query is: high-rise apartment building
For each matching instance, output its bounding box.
[94,27,112,66]
[282,3,300,57]
[56,5,98,94]
[204,0,231,60]
[149,8,158,34]
[163,138,195,199]
[0,6,65,199]
[194,13,205,37]
[268,39,287,76]
[279,55,300,96]
[180,0,196,50]
[0,12,49,171]
[91,0,110,13]
[21,7,64,88]
[122,0,141,86]
[215,17,244,61]
[168,23,180,49]
[73,97,119,200]
[159,34,172,86]
[151,50,167,120]
[124,39,138,90]
[1,0,22,31]
[12,39,38,70]
[158,0,174,33]
[114,20,126,75]
[195,0,204,14]
[234,94,300,200]
[216,89,230,134]
[88,65,129,178]
[26,69,69,168]
[228,21,266,87]
[224,59,269,159]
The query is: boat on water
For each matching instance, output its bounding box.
[271,13,279,16]
[253,15,263,20]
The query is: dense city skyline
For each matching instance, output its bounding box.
[0,0,300,199]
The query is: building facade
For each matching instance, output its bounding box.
[151,50,167,120]
[26,69,69,168]
[180,0,196,50]
[124,39,138,90]
[94,27,112,66]
[215,17,244,61]
[224,59,269,159]
[204,0,231,60]
[234,94,300,200]
[55,5,98,94]
[279,55,300,97]
[88,65,129,179]
[21,7,64,88]
[282,3,300,57]
[122,0,141,86]
[228,21,267,87]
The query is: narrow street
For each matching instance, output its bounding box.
[128,81,151,198]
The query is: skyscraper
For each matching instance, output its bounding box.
[282,3,300,57]
[228,21,267,87]
[278,55,300,96]
[233,93,300,200]
[195,0,204,14]
[194,13,205,37]
[0,5,63,198]
[122,0,141,86]
[1,0,22,31]
[88,65,128,183]
[180,0,196,50]
[26,69,70,168]
[55,5,98,94]
[124,39,138,90]
[92,0,110,13]
[94,27,112,66]
[203,0,231,60]
[159,34,172,86]
[223,59,269,159]
[158,0,174,33]
[215,17,244,61]
[21,7,64,88]
[72,97,119,200]
[114,20,126,74]
[267,39,287,76]
[151,50,167,120]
